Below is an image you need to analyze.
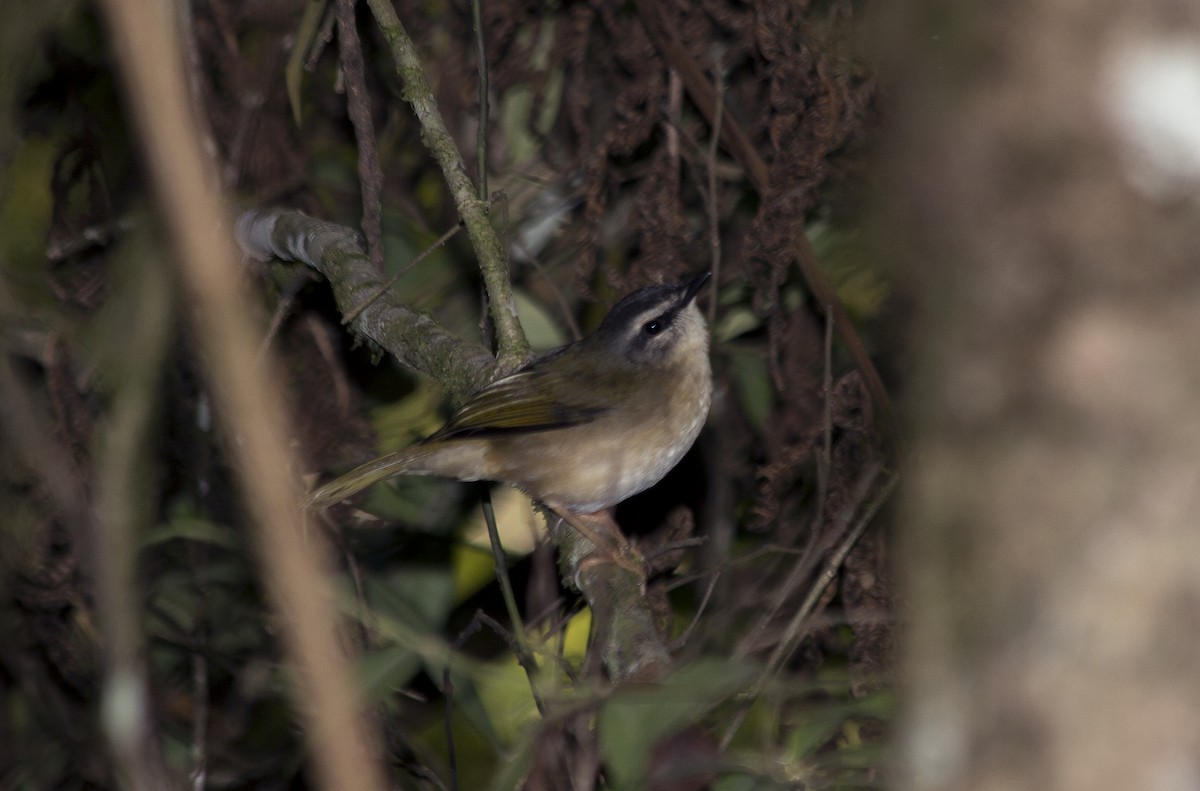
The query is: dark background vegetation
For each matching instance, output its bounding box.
[1,0,894,788]
[7,0,1199,790]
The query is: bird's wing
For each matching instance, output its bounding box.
[427,366,609,441]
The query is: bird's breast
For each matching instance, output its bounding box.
[488,358,712,513]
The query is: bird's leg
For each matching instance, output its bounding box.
[549,506,645,580]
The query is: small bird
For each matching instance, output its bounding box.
[307,272,713,525]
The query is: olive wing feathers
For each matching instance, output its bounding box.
[426,365,610,441]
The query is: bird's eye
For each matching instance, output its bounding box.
[643,320,661,335]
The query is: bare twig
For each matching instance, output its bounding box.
[443,618,483,791]
[335,0,386,271]
[814,305,834,528]
[670,570,720,651]
[305,2,338,72]
[257,269,316,362]
[480,492,547,714]
[237,208,498,404]
[0,330,88,528]
[634,0,767,190]
[706,59,724,326]
[189,653,209,791]
[721,466,897,748]
[470,0,489,200]
[342,215,469,326]
[666,69,682,171]
[769,468,894,680]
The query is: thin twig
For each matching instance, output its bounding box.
[335,0,386,272]
[720,467,897,749]
[342,215,469,325]
[256,269,316,362]
[481,491,547,714]
[706,59,724,326]
[470,0,488,200]
[734,507,825,660]
[189,653,209,791]
[516,247,583,340]
[443,618,484,791]
[667,69,682,169]
[768,468,893,679]
[305,2,338,72]
[634,0,768,189]
[670,570,720,651]
[92,242,175,791]
[814,304,834,529]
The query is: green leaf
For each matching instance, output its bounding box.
[357,645,422,702]
[0,137,55,292]
[714,306,762,343]
[807,220,890,321]
[473,656,543,743]
[286,0,328,127]
[486,734,535,791]
[727,349,773,432]
[366,568,454,631]
[712,774,764,791]
[140,517,241,551]
[599,659,755,789]
[513,288,568,351]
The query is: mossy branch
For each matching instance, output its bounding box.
[555,522,674,680]
[237,209,497,404]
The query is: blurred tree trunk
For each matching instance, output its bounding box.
[887,2,1200,790]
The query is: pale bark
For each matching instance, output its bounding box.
[889,3,1200,790]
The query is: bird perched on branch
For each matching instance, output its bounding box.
[308,272,713,557]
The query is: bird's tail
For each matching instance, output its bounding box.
[305,441,484,509]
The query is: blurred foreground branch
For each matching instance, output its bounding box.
[890,3,1200,789]
[97,0,388,789]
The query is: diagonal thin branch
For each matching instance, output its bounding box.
[721,465,897,748]
[363,0,529,371]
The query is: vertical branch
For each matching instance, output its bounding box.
[364,0,530,370]
[705,60,724,326]
[480,495,546,714]
[335,0,386,272]
[471,0,489,201]
[97,1,389,790]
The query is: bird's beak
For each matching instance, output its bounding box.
[681,271,712,305]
